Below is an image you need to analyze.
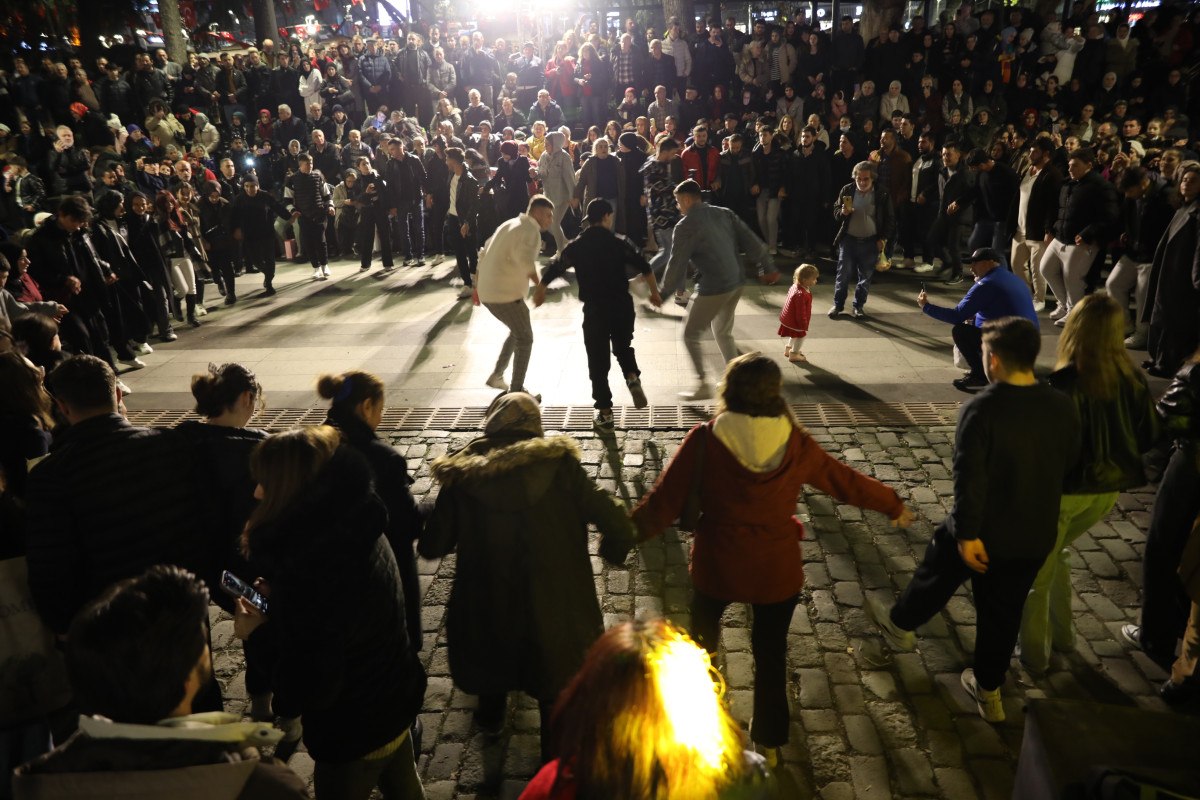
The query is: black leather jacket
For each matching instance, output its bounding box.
[1158,362,1200,456]
[1048,364,1161,493]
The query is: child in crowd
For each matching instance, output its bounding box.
[779,263,818,363]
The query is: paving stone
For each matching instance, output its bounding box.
[849,755,893,800]
[934,767,980,800]
[893,747,938,795]
[799,668,835,709]
[844,714,884,754]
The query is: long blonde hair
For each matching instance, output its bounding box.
[1057,294,1140,400]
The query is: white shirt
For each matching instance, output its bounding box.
[476,213,541,304]
[1016,170,1037,239]
[449,173,461,217]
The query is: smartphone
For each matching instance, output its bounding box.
[221,570,269,615]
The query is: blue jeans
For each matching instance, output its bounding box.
[833,236,878,310]
[649,227,673,280]
[968,220,1010,269]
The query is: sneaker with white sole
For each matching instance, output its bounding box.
[865,595,917,651]
[678,382,714,402]
[485,373,509,391]
[430,254,445,266]
[450,276,465,287]
[116,379,133,396]
[321,265,331,278]
[961,668,1005,723]
[312,267,323,280]
[456,285,474,300]
[130,341,154,355]
[626,375,648,409]
[194,305,208,317]
[913,263,936,274]
[118,357,147,370]
[1124,330,1148,349]
[1049,303,1069,320]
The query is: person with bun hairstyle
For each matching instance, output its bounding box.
[233,426,428,799]
[318,371,424,647]
[177,363,272,719]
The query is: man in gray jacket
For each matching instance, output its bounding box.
[660,180,778,400]
[536,131,577,252]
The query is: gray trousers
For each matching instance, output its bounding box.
[484,299,533,391]
[1105,255,1151,332]
[683,287,742,381]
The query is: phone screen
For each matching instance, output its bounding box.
[221,570,269,614]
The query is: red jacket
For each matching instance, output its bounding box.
[519,760,574,800]
[778,284,812,337]
[680,143,721,190]
[633,420,904,604]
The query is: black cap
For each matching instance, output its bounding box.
[964,247,1002,264]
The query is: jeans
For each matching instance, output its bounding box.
[682,287,742,381]
[833,236,877,311]
[397,204,425,260]
[1010,233,1047,304]
[755,194,781,250]
[928,215,964,276]
[891,525,1043,691]
[1018,492,1118,672]
[582,297,639,409]
[951,322,984,378]
[312,731,425,800]
[1140,444,1200,669]
[1105,255,1151,333]
[445,215,477,285]
[1039,239,1098,312]
[484,299,534,391]
[649,227,673,280]
[967,219,1010,269]
[691,589,799,747]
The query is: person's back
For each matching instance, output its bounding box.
[25,356,212,634]
[950,374,1079,561]
[476,212,540,304]
[557,224,640,305]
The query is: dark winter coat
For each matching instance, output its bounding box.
[1005,164,1062,240]
[24,415,212,633]
[230,189,292,242]
[246,445,426,762]
[1052,168,1119,245]
[420,435,635,700]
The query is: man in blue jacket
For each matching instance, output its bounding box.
[918,247,1038,392]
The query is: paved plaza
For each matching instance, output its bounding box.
[120,253,1067,411]
[134,255,1177,798]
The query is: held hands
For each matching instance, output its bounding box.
[947,201,959,215]
[532,284,547,307]
[957,538,990,573]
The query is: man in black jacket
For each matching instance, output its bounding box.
[230,175,294,296]
[286,153,333,281]
[963,148,1019,268]
[350,155,394,272]
[444,148,478,298]
[866,317,1081,723]
[908,131,942,271]
[271,104,308,153]
[1005,138,1061,308]
[1038,147,1120,327]
[418,136,449,266]
[533,199,663,428]
[926,140,976,284]
[1106,166,1174,350]
[786,126,831,258]
[383,138,429,267]
[200,181,239,304]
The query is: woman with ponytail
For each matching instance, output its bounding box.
[318,371,424,648]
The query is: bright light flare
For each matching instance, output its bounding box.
[649,632,733,773]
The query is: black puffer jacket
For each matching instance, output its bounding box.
[1047,365,1161,494]
[1158,362,1200,459]
[1052,168,1119,245]
[245,445,426,762]
[285,169,331,221]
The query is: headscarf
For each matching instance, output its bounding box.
[483,393,543,439]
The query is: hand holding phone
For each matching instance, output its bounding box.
[221,570,270,614]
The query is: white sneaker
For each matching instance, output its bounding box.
[674,290,691,307]
[678,382,714,401]
[456,286,474,300]
[1124,330,1148,349]
[1049,303,1069,321]
[485,373,509,391]
[913,263,936,274]
[430,254,445,266]
[312,267,323,280]
[194,305,208,317]
[1054,315,1068,327]
[450,277,465,288]
[130,341,153,355]
[961,668,1005,723]
[116,379,133,396]
[321,265,331,278]
[118,357,147,370]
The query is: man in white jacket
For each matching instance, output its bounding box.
[536,131,576,252]
[476,195,554,397]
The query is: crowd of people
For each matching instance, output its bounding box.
[1,1,1197,394]
[2,1,1200,798]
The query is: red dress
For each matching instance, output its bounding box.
[632,420,903,604]
[777,284,812,337]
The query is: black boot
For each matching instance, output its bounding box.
[186,295,200,327]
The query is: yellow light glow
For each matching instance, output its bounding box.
[652,637,728,771]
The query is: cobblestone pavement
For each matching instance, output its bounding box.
[209,424,1170,799]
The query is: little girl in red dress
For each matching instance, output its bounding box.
[779,263,819,363]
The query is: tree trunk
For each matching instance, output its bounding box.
[860,0,906,45]
[661,0,696,29]
[158,0,187,65]
[250,0,280,47]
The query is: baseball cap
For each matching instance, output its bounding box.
[964,247,1003,264]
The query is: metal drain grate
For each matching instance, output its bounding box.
[125,402,960,431]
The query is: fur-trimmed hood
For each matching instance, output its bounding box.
[431,434,582,511]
